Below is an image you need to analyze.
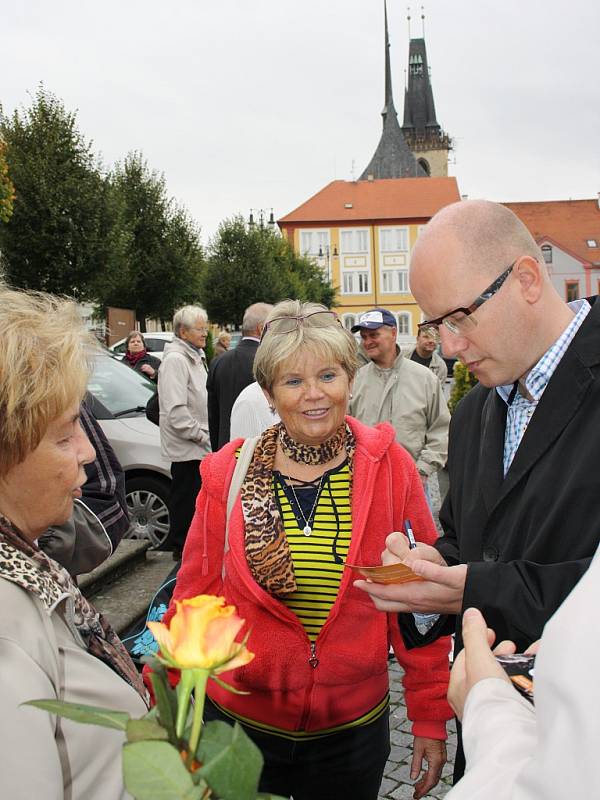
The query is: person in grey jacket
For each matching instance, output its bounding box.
[404,326,448,383]
[0,286,147,800]
[349,309,450,488]
[158,305,211,556]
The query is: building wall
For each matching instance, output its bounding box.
[289,221,426,344]
[539,240,593,300]
[410,148,448,178]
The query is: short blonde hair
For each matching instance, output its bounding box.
[253,300,360,391]
[0,286,96,476]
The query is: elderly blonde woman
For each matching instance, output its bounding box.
[158,305,211,557]
[160,300,452,800]
[0,287,147,799]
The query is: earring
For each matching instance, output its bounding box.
[349,392,353,399]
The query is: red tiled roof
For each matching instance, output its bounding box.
[504,199,600,266]
[278,177,461,224]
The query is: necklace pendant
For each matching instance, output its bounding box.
[303,525,312,536]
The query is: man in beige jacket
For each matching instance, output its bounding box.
[349,309,450,494]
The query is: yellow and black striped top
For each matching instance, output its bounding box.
[221,455,389,738]
[274,460,352,641]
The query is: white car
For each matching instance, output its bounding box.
[87,352,171,548]
[109,331,174,362]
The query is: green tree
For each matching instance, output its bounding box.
[201,216,335,326]
[96,153,204,327]
[448,361,478,413]
[0,140,15,223]
[0,87,113,298]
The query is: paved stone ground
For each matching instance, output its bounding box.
[379,661,456,799]
[377,468,455,799]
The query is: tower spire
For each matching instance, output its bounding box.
[402,19,452,176]
[382,0,395,117]
[359,1,425,180]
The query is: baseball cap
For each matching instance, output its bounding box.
[351,308,397,333]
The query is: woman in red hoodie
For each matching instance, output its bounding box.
[162,300,452,800]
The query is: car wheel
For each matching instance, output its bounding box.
[125,475,170,549]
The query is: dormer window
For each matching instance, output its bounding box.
[541,244,553,264]
[587,239,598,248]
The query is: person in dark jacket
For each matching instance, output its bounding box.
[356,199,600,781]
[123,331,160,381]
[38,401,130,576]
[206,302,272,450]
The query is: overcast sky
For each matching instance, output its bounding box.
[3,0,599,242]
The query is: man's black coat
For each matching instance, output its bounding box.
[207,338,258,451]
[437,296,600,652]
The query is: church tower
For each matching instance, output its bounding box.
[359,2,425,180]
[402,30,452,177]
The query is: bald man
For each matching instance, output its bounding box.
[356,200,600,777]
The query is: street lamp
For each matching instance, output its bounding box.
[248,208,275,229]
[317,244,338,283]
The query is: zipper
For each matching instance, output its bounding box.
[299,641,319,729]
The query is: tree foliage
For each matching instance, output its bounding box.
[94,153,204,327]
[201,216,335,326]
[0,87,112,298]
[0,140,15,223]
[448,361,478,413]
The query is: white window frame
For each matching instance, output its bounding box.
[299,229,330,257]
[342,314,357,331]
[340,227,370,254]
[341,271,370,295]
[379,226,409,253]
[396,312,412,336]
[382,268,409,294]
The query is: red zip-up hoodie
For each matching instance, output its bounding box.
[164,417,452,739]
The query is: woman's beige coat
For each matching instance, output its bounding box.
[0,578,147,799]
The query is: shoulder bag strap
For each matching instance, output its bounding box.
[222,436,259,578]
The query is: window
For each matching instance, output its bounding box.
[565,281,580,302]
[541,244,553,264]
[587,239,598,248]
[342,314,356,331]
[342,271,370,294]
[396,313,411,336]
[300,230,329,256]
[379,227,408,253]
[382,269,409,294]
[340,229,368,253]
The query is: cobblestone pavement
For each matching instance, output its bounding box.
[379,661,456,799]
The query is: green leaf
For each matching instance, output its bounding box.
[197,721,263,800]
[123,740,195,800]
[126,718,170,743]
[24,699,129,731]
[150,669,178,744]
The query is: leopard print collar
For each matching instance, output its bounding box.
[241,422,355,597]
[0,515,147,701]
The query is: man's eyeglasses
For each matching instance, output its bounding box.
[260,310,340,342]
[418,260,517,338]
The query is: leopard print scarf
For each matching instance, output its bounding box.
[241,422,355,597]
[0,515,147,702]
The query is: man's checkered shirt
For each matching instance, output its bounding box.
[497,299,590,476]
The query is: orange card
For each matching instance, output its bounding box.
[345,562,424,585]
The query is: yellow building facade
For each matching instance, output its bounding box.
[278,176,461,343]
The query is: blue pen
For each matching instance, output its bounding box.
[404,519,417,549]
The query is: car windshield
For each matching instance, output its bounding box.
[88,353,155,417]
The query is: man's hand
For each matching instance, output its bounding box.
[381,531,446,568]
[410,736,446,799]
[355,559,467,615]
[447,608,513,721]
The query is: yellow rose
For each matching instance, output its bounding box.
[148,595,254,673]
